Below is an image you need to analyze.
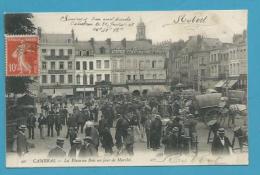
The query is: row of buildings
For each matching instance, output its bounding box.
[168,30,247,92]
[38,20,168,97]
[36,19,247,98]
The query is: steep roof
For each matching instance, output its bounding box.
[40,33,73,44]
[126,40,152,50]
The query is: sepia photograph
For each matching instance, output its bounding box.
[5,10,248,167]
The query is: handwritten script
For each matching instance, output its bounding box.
[60,15,135,32]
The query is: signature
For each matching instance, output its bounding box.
[162,15,208,27]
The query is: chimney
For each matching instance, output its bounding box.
[89,38,95,53]
[71,29,75,41]
[121,38,126,48]
[37,27,42,38]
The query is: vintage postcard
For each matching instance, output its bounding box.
[5,10,248,167]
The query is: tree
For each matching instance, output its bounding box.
[5,13,36,95]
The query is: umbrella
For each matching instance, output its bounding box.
[176,83,184,88]
[206,89,218,93]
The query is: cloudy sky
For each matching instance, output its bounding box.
[32,10,247,43]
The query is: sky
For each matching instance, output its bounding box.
[32,10,247,44]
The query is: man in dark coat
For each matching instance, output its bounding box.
[17,125,28,157]
[48,138,66,158]
[54,111,62,137]
[46,110,55,137]
[84,121,99,151]
[26,112,36,139]
[68,127,78,147]
[68,138,82,158]
[101,103,114,128]
[66,113,77,138]
[38,113,46,139]
[79,136,97,157]
[123,127,134,155]
[211,128,232,155]
[150,115,162,150]
[76,109,85,134]
[162,127,179,155]
[144,115,152,149]
[100,126,114,154]
[115,114,130,153]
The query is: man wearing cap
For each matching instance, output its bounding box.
[211,128,232,155]
[26,112,36,139]
[68,138,82,158]
[79,136,97,157]
[48,138,66,158]
[17,125,28,157]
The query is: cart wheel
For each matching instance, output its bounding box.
[203,109,223,126]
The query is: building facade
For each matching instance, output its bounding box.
[39,29,75,96]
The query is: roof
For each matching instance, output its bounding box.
[126,40,152,50]
[40,33,73,44]
[177,36,223,56]
[75,41,93,50]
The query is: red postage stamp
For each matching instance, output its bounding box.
[6,35,39,76]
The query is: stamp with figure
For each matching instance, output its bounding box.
[6,35,39,76]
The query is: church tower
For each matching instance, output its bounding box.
[136,18,146,40]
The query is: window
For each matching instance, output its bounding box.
[83,74,87,85]
[68,61,73,70]
[104,60,110,68]
[76,61,80,70]
[59,49,64,56]
[89,74,94,85]
[42,61,47,70]
[76,75,80,84]
[153,74,157,79]
[100,47,106,54]
[86,50,90,56]
[51,62,55,70]
[113,74,118,84]
[83,61,87,70]
[59,75,64,84]
[152,61,156,68]
[51,75,56,83]
[89,61,93,70]
[59,62,64,70]
[50,49,55,56]
[42,75,47,84]
[140,74,144,80]
[96,74,102,82]
[41,49,46,54]
[133,75,136,80]
[96,60,101,69]
[127,75,131,80]
[68,75,73,84]
[68,49,72,55]
[105,74,110,82]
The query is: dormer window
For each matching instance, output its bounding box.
[100,47,106,54]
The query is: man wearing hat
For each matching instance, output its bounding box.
[211,128,232,155]
[17,125,28,157]
[48,138,66,158]
[162,127,179,155]
[150,114,162,150]
[84,121,99,151]
[79,136,97,157]
[68,138,82,158]
[26,112,36,139]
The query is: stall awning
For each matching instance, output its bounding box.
[215,80,227,88]
[76,87,95,92]
[42,88,73,96]
[226,80,238,88]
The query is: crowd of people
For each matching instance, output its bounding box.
[13,93,247,158]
